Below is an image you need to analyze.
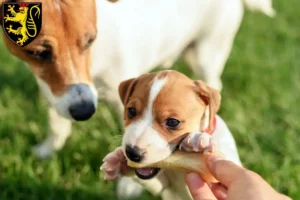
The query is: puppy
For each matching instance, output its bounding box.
[101,70,241,200]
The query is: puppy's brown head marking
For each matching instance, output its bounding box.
[119,70,221,143]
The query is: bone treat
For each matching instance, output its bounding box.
[127,151,219,183]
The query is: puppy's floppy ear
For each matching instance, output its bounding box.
[194,80,221,132]
[118,78,138,105]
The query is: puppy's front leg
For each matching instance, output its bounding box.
[179,132,214,153]
[34,106,72,158]
[101,147,134,180]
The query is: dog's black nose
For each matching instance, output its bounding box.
[125,145,144,162]
[68,84,96,121]
[69,101,96,121]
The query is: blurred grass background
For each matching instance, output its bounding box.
[0,0,299,199]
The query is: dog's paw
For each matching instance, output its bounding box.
[179,132,214,153]
[100,147,129,181]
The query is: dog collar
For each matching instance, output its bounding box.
[204,116,217,135]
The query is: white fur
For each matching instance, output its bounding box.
[243,0,275,16]
[91,0,274,93]
[34,106,72,158]
[35,77,98,120]
[35,77,97,158]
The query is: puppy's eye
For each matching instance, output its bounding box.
[165,118,180,129]
[26,50,52,62]
[128,107,137,118]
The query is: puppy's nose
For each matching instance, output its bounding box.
[125,145,144,162]
[69,101,95,121]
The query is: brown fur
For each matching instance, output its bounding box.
[1,0,96,95]
[119,73,156,126]
[118,70,221,143]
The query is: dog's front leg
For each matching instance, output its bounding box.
[34,106,72,158]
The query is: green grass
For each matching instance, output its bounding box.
[0,0,299,199]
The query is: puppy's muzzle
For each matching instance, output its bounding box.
[125,145,160,180]
[68,84,96,121]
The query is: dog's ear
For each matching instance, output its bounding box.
[194,80,221,132]
[118,78,138,105]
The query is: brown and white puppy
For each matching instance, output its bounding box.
[101,70,241,200]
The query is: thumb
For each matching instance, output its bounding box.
[207,154,246,187]
[185,173,217,200]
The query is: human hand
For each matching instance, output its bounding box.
[185,154,291,200]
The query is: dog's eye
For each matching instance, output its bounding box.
[85,36,96,49]
[165,118,180,129]
[128,107,137,118]
[26,50,52,62]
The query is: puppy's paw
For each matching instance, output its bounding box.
[100,147,129,181]
[179,132,214,153]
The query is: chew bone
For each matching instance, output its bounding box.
[127,150,219,183]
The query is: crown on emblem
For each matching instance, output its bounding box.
[19,3,29,7]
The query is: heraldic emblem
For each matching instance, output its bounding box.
[2,2,42,47]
